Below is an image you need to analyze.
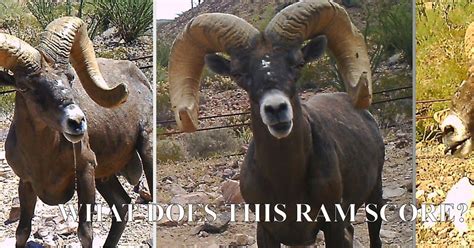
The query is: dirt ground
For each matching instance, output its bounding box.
[416,142,474,246]
[0,119,152,247]
[157,121,414,247]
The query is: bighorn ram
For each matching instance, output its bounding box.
[440,22,474,157]
[169,0,384,246]
[0,17,152,247]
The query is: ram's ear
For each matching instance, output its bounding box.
[0,71,15,87]
[205,54,231,76]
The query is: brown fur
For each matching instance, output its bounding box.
[240,92,385,247]
[3,58,153,247]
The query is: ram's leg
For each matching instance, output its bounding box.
[137,124,153,200]
[15,180,37,248]
[343,223,354,247]
[257,223,280,247]
[76,161,95,248]
[323,222,345,248]
[96,175,131,246]
[366,176,383,248]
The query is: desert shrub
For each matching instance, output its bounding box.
[370,73,412,126]
[91,0,152,43]
[203,75,238,91]
[156,66,168,84]
[156,40,171,68]
[0,0,42,44]
[235,126,253,145]
[0,87,15,117]
[157,139,185,162]
[96,46,128,60]
[254,5,274,31]
[27,0,69,28]
[366,0,413,65]
[156,80,173,122]
[295,55,340,91]
[182,129,242,159]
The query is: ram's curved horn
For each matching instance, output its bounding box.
[265,0,372,108]
[38,17,128,108]
[465,22,474,76]
[0,33,41,73]
[169,13,259,132]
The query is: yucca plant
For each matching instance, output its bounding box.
[91,0,152,43]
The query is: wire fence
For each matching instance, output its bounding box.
[415,97,451,120]
[158,85,414,137]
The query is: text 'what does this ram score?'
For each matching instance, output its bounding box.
[57,203,469,226]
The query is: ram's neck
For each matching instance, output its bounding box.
[250,96,312,184]
[13,95,63,149]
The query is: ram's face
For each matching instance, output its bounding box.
[15,64,87,143]
[440,76,474,156]
[205,36,327,139]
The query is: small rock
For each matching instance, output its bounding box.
[380,229,398,239]
[5,197,20,225]
[221,180,244,204]
[353,238,364,248]
[161,176,176,183]
[169,183,187,195]
[387,53,402,65]
[100,27,117,38]
[171,192,210,205]
[223,168,233,178]
[157,205,184,227]
[191,225,204,235]
[232,160,239,168]
[383,187,406,199]
[403,180,413,192]
[139,188,152,202]
[231,234,255,246]
[213,195,225,206]
[198,230,209,238]
[34,227,49,238]
[56,219,78,235]
[200,213,231,234]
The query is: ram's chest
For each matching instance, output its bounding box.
[6,128,76,182]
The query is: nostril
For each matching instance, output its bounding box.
[67,118,84,131]
[443,125,455,135]
[264,105,274,114]
[278,103,287,112]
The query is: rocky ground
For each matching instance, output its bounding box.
[157,121,414,247]
[416,142,473,246]
[0,118,153,247]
